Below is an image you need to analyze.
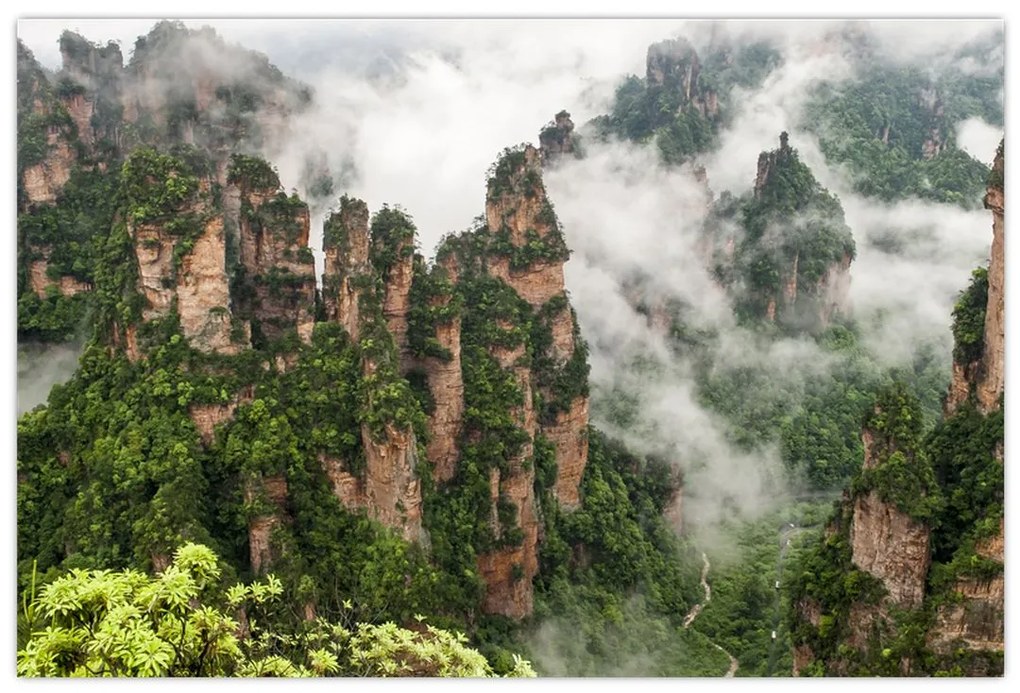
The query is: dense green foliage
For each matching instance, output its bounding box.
[695,502,833,676]
[709,136,856,328]
[17,22,1005,679]
[18,543,534,677]
[950,267,989,365]
[852,384,940,521]
[526,433,726,676]
[803,62,1001,207]
[926,401,1003,567]
[591,38,781,164]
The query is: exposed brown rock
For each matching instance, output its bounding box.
[782,251,799,308]
[645,38,719,121]
[817,252,853,326]
[176,215,241,354]
[547,303,576,364]
[61,93,94,147]
[322,197,371,342]
[850,489,930,609]
[245,475,289,575]
[792,644,814,676]
[477,362,539,618]
[423,271,464,484]
[231,184,317,343]
[945,142,1004,417]
[929,515,1004,658]
[319,453,367,509]
[134,224,177,321]
[189,386,254,446]
[361,422,427,545]
[929,575,1004,656]
[944,360,978,417]
[28,255,92,298]
[382,247,414,368]
[23,134,75,205]
[538,110,575,164]
[844,601,890,651]
[546,396,589,510]
[977,147,1004,414]
[488,257,566,308]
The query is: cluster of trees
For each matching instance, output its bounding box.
[803,62,1001,208]
[589,39,781,165]
[18,543,533,677]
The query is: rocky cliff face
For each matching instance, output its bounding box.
[421,255,465,484]
[22,49,594,616]
[792,143,1003,676]
[927,142,1004,669]
[118,21,309,162]
[928,519,1004,666]
[22,129,76,207]
[129,179,242,355]
[484,144,590,505]
[850,489,930,608]
[848,423,931,610]
[361,422,427,545]
[477,338,541,618]
[977,146,1004,413]
[28,253,92,298]
[746,133,855,330]
[918,86,946,160]
[945,142,1004,416]
[646,38,719,121]
[322,196,372,342]
[538,110,576,164]
[229,176,316,345]
[245,474,290,575]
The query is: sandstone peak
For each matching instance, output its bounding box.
[539,110,576,164]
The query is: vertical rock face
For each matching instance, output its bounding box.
[120,21,309,159]
[320,196,429,546]
[850,489,930,608]
[546,397,590,509]
[918,87,946,160]
[470,145,590,615]
[189,386,255,446]
[538,110,576,164]
[747,133,855,329]
[849,414,931,610]
[477,338,540,618]
[245,475,290,575]
[319,453,366,509]
[929,518,1004,660]
[231,181,316,344]
[28,253,92,298]
[175,215,240,354]
[380,239,414,369]
[423,256,465,484]
[645,38,719,120]
[360,422,426,545]
[22,128,76,206]
[57,32,125,153]
[322,197,371,342]
[484,146,589,508]
[945,142,1004,416]
[130,181,241,354]
[977,146,1004,413]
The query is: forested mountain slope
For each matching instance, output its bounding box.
[16,20,1004,678]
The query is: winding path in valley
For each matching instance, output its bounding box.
[683,552,739,677]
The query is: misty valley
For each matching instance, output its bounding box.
[15,19,1003,677]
